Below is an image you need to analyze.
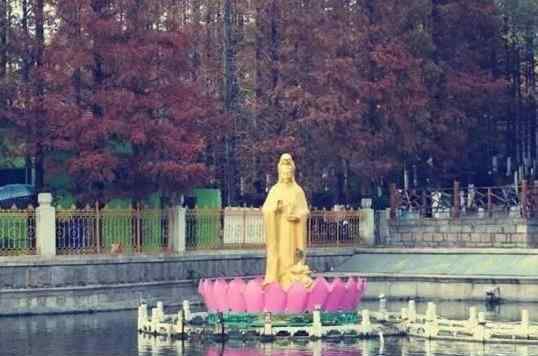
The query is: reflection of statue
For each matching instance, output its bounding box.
[262,153,312,289]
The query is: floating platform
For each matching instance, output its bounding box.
[137,301,391,341]
[138,300,538,344]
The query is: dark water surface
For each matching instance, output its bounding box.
[3,301,538,356]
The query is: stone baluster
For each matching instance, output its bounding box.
[424,302,438,338]
[36,193,56,257]
[182,300,191,321]
[361,309,372,335]
[521,309,530,338]
[138,304,148,332]
[263,312,273,337]
[151,307,160,334]
[473,312,490,342]
[408,300,417,323]
[312,308,322,338]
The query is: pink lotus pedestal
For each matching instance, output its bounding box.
[199,276,367,314]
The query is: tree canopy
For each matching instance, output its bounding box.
[0,0,535,205]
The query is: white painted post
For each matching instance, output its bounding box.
[170,207,186,253]
[408,300,417,323]
[467,307,478,331]
[425,302,438,338]
[360,199,375,246]
[36,193,56,257]
[361,309,372,334]
[312,308,322,338]
[151,307,160,333]
[182,300,191,321]
[138,304,148,331]
[401,308,408,321]
[156,301,164,320]
[474,312,489,341]
[521,310,529,338]
[478,311,486,325]
[263,312,273,337]
[426,302,437,321]
[377,208,391,245]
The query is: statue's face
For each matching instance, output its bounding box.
[278,154,295,183]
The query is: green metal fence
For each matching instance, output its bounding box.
[0,207,36,256]
[55,205,169,255]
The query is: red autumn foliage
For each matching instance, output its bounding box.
[40,0,222,201]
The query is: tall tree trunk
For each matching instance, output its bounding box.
[191,0,201,80]
[527,36,537,164]
[91,0,106,118]
[254,0,265,115]
[0,0,6,80]
[514,45,521,165]
[504,17,515,167]
[223,0,239,204]
[22,0,32,184]
[270,0,279,91]
[33,0,45,190]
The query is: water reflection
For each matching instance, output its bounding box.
[137,336,375,356]
[136,334,538,356]
[4,302,538,356]
[401,338,536,356]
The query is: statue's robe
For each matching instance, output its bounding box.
[262,181,309,286]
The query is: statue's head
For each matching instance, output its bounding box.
[277,153,296,184]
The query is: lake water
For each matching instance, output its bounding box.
[3,301,538,356]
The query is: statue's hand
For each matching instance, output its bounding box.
[287,214,299,222]
[276,200,284,214]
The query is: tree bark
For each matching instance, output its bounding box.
[33,0,45,191]
[0,0,6,80]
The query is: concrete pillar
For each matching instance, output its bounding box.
[376,208,391,245]
[360,309,372,334]
[521,309,529,338]
[312,307,322,338]
[36,193,56,257]
[151,307,160,333]
[360,199,375,246]
[408,300,417,323]
[263,312,273,337]
[169,206,186,253]
[468,306,478,330]
[182,300,191,321]
[138,304,148,331]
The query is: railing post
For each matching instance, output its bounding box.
[521,180,528,218]
[136,202,142,253]
[453,181,460,219]
[169,206,186,254]
[359,199,375,246]
[421,190,427,218]
[95,201,101,254]
[336,210,340,246]
[533,180,538,218]
[487,187,493,217]
[36,193,56,257]
[242,208,247,247]
[390,183,398,220]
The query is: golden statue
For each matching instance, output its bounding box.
[262,153,313,289]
